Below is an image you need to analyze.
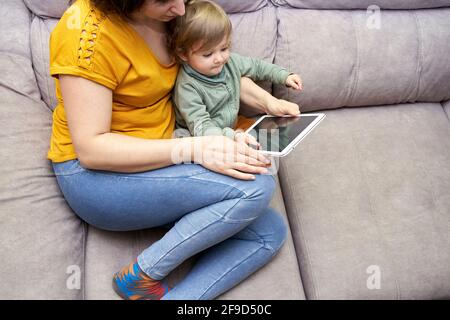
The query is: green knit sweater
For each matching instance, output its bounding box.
[173,53,291,139]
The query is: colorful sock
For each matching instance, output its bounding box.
[112,261,170,300]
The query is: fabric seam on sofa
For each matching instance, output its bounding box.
[285,9,292,104]
[279,160,318,299]
[348,12,361,106]
[413,11,424,102]
[273,173,306,297]
[199,227,276,299]
[35,14,56,112]
[81,221,87,299]
[442,102,450,122]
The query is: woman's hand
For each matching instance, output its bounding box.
[192,136,271,180]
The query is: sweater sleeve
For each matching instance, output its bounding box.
[230,53,291,85]
[173,82,236,139]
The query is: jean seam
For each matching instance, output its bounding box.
[54,165,269,202]
[81,166,209,180]
[52,160,86,176]
[141,217,223,279]
[55,169,248,197]
[198,241,273,300]
[53,170,85,177]
[108,173,250,214]
[240,226,277,255]
[189,174,252,198]
[142,196,257,279]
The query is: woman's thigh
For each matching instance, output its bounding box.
[52,160,275,231]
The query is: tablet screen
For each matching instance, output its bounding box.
[248,115,319,152]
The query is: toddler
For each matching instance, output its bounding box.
[171,0,303,145]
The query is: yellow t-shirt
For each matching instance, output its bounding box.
[48,0,179,162]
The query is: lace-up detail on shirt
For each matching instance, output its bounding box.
[78,9,105,69]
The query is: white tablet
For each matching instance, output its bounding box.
[245,113,326,157]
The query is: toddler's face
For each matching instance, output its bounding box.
[183,36,231,77]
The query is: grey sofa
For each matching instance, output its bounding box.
[1,0,449,300]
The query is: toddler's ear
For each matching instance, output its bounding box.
[177,50,188,62]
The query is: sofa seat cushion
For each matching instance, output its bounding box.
[84,176,306,300]
[0,86,85,299]
[279,102,450,299]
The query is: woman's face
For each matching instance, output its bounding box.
[140,0,186,21]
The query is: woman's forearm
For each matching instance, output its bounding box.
[239,77,301,117]
[239,77,272,114]
[80,132,193,173]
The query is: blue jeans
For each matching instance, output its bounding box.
[51,159,287,300]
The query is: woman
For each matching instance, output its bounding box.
[49,0,300,300]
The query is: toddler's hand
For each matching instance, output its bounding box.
[285,74,303,91]
[234,131,260,149]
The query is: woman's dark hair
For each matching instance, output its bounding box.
[88,0,171,20]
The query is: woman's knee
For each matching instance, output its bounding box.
[224,174,276,222]
[260,208,288,254]
[242,173,276,204]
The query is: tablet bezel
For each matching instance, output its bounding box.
[245,113,326,157]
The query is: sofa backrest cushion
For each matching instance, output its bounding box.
[274,8,450,112]
[271,0,450,9]
[214,0,268,13]
[3,0,33,58]
[0,0,41,101]
[229,6,278,101]
[24,0,69,18]
[23,0,268,19]
[30,17,59,110]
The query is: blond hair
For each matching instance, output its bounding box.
[169,0,232,61]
